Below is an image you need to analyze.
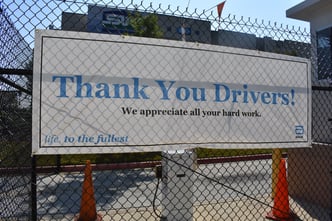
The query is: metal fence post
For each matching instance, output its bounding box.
[330,171,332,221]
[56,154,61,173]
[31,155,37,221]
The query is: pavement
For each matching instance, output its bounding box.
[38,197,330,221]
[35,160,330,221]
[1,159,330,220]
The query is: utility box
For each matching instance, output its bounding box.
[161,149,197,221]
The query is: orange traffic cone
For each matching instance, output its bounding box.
[266,158,295,221]
[75,160,102,221]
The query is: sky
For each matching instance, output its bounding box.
[2,0,310,48]
[139,0,309,29]
[5,0,309,29]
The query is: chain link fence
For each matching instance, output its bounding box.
[1,0,332,220]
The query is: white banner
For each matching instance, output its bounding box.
[32,30,311,154]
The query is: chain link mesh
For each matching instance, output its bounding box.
[1,0,332,220]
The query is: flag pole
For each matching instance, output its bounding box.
[205,4,218,13]
[205,1,226,30]
[205,1,226,13]
[180,0,192,41]
[186,0,191,9]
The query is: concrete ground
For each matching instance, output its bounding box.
[98,197,330,221]
[39,196,330,221]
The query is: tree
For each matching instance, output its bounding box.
[129,12,163,38]
[23,56,33,93]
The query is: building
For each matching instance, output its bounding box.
[212,30,310,58]
[287,0,332,81]
[61,12,87,32]
[62,5,310,58]
[62,5,212,43]
[287,0,332,210]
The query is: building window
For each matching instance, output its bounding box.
[317,27,332,80]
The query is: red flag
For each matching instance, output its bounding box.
[217,1,226,18]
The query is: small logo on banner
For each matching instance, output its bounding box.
[295,125,304,138]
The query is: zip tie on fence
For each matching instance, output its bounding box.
[161,154,293,218]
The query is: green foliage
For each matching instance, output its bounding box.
[0,142,31,167]
[36,152,161,166]
[33,148,277,166]
[129,12,163,38]
[23,56,33,93]
[196,148,272,158]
